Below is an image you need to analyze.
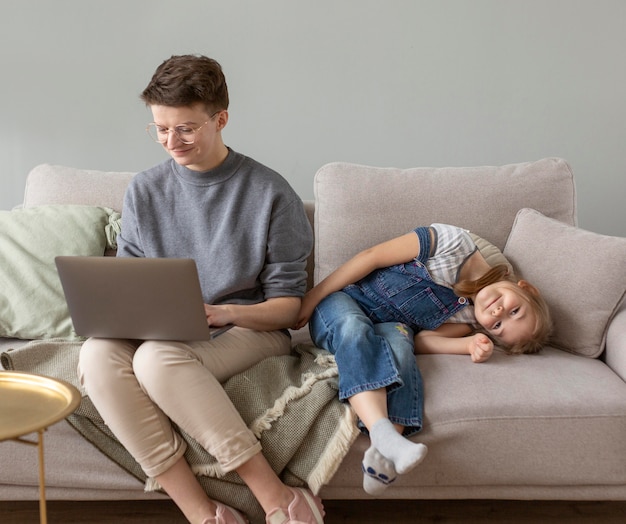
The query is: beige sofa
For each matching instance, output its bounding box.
[1,158,626,506]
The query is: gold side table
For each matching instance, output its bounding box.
[0,370,81,524]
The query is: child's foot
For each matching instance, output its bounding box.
[362,445,397,495]
[370,418,428,474]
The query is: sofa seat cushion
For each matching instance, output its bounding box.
[0,419,158,500]
[325,349,626,492]
[418,349,626,486]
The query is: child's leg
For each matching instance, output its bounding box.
[350,390,427,475]
[374,322,424,434]
[310,295,427,490]
[346,388,398,494]
[370,418,427,474]
[367,322,427,474]
[309,292,403,402]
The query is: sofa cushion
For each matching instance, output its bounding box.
[469,233,513,275]
[503,208,626,358]
[325,347,626,496]
[23,164,135,212]
[313,158,576,284]
[0,205,119,340]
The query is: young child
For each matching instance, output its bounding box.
[294,223,551,495]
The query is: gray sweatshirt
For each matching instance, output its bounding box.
[117,148,313,305]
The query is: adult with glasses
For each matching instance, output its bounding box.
[78,55,322,524]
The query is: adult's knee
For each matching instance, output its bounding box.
[78,338,135,393]
[132,340,190,391]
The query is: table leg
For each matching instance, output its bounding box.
[37,429,47,524]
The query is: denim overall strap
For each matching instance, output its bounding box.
[414,226,433,264]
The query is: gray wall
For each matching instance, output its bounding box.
[1,0,625,236]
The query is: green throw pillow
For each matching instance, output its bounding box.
[0,205,119,340]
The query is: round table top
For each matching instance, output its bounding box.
[0,371,81,441]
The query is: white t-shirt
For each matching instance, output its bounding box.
[426,223,477,325]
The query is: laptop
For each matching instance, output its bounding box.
[55,256,233,341]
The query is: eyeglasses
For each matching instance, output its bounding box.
[146,110,221,145]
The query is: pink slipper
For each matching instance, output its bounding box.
[265,487,325,524]
[203,501,249,524]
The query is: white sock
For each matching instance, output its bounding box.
[362,445,397,495]
[370,418,428,474]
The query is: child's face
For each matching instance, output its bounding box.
[473,281,537,346]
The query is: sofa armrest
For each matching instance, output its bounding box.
[605,302,626,382]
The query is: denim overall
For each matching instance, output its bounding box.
[309,227,468,435]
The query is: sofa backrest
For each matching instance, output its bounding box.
[22,163,317,290]
[313,157,576,284]
[23,164,135,212]
[22,159,577,293]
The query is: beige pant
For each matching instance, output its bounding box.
[78,328,291,478]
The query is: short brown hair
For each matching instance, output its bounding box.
[140,55,229,112]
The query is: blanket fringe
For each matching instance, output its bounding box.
[144,477,160,492]
[249,366,339,439]
[314,352,336,368]
[306,404,359,495]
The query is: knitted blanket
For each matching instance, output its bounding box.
[1,340,358,524]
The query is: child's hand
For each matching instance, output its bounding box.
[467,333,494,363]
